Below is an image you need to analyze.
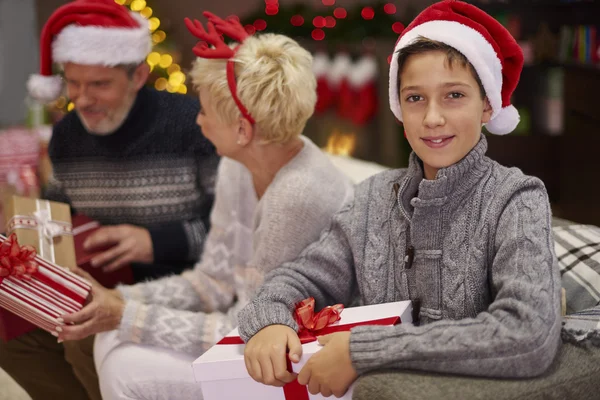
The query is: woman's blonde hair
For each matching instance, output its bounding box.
[189,33,316,144]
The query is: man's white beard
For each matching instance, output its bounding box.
[78,91,137,136]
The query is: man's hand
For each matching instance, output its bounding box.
[85,224,153,272]
[297,332,357,398]
[56,267,125,342]
[244,325,302,387]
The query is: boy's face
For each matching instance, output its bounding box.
[399,50,493,180]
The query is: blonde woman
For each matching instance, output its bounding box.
[56,12,354,400]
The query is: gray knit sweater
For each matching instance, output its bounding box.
[238,134,562,379]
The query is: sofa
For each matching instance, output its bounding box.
[326,154,600,400]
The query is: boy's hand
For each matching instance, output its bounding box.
[244,325,302,387]
[297,332,358,398]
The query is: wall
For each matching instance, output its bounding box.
[0,0,39,127]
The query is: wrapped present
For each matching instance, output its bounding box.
[72,215,134,288]
[193,299,412,400]
[0,128,41,227]
[5,196,75,269]
[0,234,91,341]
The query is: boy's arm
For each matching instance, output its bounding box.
[237,200,357,342]
[348,180,561,379]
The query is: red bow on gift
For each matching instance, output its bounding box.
[294,297,344,343]
[0,234,38,279]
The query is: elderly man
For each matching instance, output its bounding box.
[0,1,219,399]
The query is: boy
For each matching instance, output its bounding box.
[238,1,561,397]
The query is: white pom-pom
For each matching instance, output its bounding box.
[328,53,352,87]
[26,74,63,103]
[348,56,378,88]
[312,52,331,78]
[484,105,520,135]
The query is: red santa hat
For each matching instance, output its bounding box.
[27,0,152,103]
[389,0,524,135]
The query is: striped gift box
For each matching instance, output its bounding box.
[0,234,91,336]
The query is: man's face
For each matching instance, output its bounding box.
[63,63,144,136]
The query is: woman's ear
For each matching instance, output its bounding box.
[236,117,254,146]
[481,97,493,124]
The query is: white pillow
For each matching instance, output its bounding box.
[326,153,389,184]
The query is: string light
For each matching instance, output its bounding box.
[254,19,267,31]
[167,64,181,75]
[168,71,186,87]
[158,54,173,68]
[148,17,160,31]
[265,4,279,15]
[392,22,404,34]
[130,0,146,11]
[312,29,325,41]
[140,6,152,18]
[152,30,166,44]
[333,8,347,19]
[146,51,161,66]
[154,77,168,91]
[313,16,326,28]
[291,15,304,27]
[322,0,335,5]
[384,3,397,15]
[361,7,375,20]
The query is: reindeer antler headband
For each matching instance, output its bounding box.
[185,11,256,125]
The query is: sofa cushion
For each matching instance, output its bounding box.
[553,224,600,314]
[352,342,600,400]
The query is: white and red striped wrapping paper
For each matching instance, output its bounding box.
[0,234,91,334]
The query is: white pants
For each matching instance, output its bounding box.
[94,330,202,400]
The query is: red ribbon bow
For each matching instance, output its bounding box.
[0,234,39,280]
[294,297,344,343]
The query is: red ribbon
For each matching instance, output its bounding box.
[217,298,401,400]
[0,234,39,282]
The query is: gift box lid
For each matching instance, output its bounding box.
[193,300,412,382]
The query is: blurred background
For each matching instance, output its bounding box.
[1,0,599,225]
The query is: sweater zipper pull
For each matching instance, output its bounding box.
[404,245,414,269]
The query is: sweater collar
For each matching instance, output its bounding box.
[398,134,490,217]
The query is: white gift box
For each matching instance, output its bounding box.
[193,301,412,400]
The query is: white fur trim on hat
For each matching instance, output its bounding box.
[26,74,63,103]
[389,20,504,126]
[53,12,152,66]
[484,104,519,135]
[328,53,352,87]
[348,55,378,88]
[313,52,331,78]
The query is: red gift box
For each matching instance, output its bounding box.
[72,215,134,288]
[0,234,91,342]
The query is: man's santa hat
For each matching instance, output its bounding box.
[389,0,524,135]
[27,0,152,103]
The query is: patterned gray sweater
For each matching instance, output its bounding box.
[238,135,562,378]
[116,137,354,355]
